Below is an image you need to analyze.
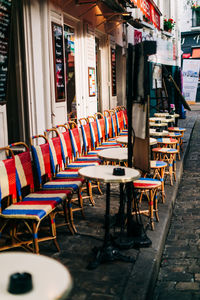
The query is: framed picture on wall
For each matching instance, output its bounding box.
[88,67,96,97]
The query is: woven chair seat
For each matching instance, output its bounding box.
[2,202,55,222]
[134,178,161,189]
[150,161,168,168]
[55,169,80,178]
[42,179,83,191]
[67,161,100,168]
[168,127,186,132]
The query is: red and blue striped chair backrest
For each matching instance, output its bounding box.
[96,118,106,143]
[0,154,17,206]
[69,127,82,158]
[89,121,99,148]
[9,143,35,196]
[31,136,52,185]
[80,123,92,153]
[105,116,113,139]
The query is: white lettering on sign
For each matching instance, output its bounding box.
[140,0,151,18]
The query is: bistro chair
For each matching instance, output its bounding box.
[150,160,167,203]
[30,135,83,234]
[133,177,161,230]
[152,147,178,186]
[168,127,186,150]
[0,146,62,253]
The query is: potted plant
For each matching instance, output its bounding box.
[164,18,176,32]
[191,3,200,11]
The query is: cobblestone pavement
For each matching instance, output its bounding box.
[153,112,200,300]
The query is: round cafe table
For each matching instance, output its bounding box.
[0,252,72,300]
[154,112,180,118]
[98,148,128,164]
[116,136,156,146]
[116,135,128,145]
[149,117,174,124]
[78,165,140,269]
[149,122,168,128]
[150,129,168,137]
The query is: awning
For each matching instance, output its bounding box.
[101,0,125,12]
[192,48,200,58]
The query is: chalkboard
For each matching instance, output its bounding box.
[0,0,12,104]
[111,48,116,96]
[52,23,65,102]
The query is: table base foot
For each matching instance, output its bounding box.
[87,245,135,270]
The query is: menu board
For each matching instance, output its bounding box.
[0,0,12,103]
[111,48,116,96]
[52,23,65,102]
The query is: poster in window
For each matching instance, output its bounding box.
[0,0,12,104]
[111,48,116,96]
[52,23,65,102]
[88,67,96,97]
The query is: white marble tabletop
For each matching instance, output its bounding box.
[116,136,128,145]
[149,122,168,127]
[0,252,72,300]
[116,136,156,146]
[150,129,169,137]
[154,113,179,118]
[149,117,174,123]
[78,165,140,183]
[98,148,128,162]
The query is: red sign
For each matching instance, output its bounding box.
[134,30,142,44]
[131,0,160,29]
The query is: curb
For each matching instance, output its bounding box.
[122,116,197,300]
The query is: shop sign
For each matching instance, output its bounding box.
[131,0,160,29]
[182,59,200,102]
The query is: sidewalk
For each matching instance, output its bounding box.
[40,107,199,300]
[153,110,200,299]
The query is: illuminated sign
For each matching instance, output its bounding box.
[131,0,160,29]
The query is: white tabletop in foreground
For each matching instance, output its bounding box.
[116,136,128,145]
[98,148,128,162]
[0,252,72,300]
[78,165,140,183]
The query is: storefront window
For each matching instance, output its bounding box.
[64,24,76,118]
[192,9,200,27]
[52,23,65,102]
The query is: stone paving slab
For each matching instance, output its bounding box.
[37,109,198,300]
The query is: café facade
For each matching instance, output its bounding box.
[0,0,180,149]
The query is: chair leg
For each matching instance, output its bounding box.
[97,181,103,195]
[68,202,77,234]
[63,201,74,234]
[87,181,95,206]
[32,222,39,254]
[78,189,85,218]
[149,190,154,231]
[49,212,60,252]
[154,191,159,222]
